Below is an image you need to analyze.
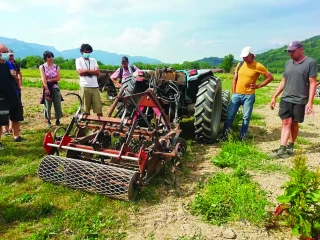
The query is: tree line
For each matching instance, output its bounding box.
[14,55,235,72]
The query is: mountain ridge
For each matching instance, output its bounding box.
[0,36,161,65]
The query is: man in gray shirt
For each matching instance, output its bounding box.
[269,41,318,158]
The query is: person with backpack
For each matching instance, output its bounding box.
[110,56,140,88]
[39,51,63,128]
[222,46,274,141]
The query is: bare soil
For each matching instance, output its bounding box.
[19,87,320,240]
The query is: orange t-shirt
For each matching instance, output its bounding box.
[235,61,267,94]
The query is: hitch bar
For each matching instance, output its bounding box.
[46,143,140,161]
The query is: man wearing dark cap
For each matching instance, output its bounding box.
[110,56,140,88]
[269,41,317,158]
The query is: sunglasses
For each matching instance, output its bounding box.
[46,56,53,59]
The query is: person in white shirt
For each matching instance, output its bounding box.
[75,44,102,116]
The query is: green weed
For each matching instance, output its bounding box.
[212,138,281,171]
[275,153,320,239]
[192,168,269,226]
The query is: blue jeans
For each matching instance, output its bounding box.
[223,94,255,138]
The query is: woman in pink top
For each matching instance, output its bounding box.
[39,51,63,128]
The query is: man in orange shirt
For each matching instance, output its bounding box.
[222,46,274,141]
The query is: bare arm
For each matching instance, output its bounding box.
[39,66,50,95]
[306,76,317,115]
[232,73,238,94]
[257,72,273,88]
[87,67,100,76]
[18,71,22,88]
[110,69,122,88]
[270,77,286,110]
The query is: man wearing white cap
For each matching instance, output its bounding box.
[269,41,317,158]
[223,46,274,141]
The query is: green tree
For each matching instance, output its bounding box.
[25,56,43,68]
[220,54,234,73]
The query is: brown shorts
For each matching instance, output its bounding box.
[80,87,102,114]
[278,99,306,123]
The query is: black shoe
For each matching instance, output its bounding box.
[56,119,60,126]
[13,136,26,142]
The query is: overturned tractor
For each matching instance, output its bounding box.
[39,90,186,201]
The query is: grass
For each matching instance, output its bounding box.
[212,139,282,171]
[0,129,151,239]
[0,124,199,239]
[296,136,313,145]
[250,113,266,126]
[22,69,79,79]
[23,79,79,91]
[192,168,269,226]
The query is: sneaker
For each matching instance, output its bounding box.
[47,121,52,128]
[13,136,26,142]
[268,148,290,159]
[56,119,60,126]
[0,142,4,150]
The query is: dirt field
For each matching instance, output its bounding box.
[19,87,320,240]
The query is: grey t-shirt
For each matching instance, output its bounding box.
[281,57,318,104]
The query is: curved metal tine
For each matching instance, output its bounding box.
[66,93,83,116]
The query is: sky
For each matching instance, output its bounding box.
[0,0,319,63]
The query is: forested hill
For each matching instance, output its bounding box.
[255,35,320,73]
[196,57,224,67]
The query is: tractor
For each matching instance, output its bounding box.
[117,67,230,143]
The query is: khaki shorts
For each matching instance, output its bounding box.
[80,87,102,114]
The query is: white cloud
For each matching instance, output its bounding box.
[185,39,220,50]
[0,0,19,11]
[47,18,86,35]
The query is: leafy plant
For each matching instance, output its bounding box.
[192,168,269,226]
[212,139,281,171]
[275,153,320,239]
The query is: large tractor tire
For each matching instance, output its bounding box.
[116,76,137,117]
[194,76,222,143]
[122,76,137,95]
[220,90,230,122]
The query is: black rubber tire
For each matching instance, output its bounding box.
[194,76,222,143]
[116,76,136,117]
[122,76,137,95]
[220,90,230,122]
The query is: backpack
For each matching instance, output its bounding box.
[237,61,244,74]
[119,65,135,80]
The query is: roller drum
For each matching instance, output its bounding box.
[38,156,139,201]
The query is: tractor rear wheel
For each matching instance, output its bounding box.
[194,76,222,143]
[220,90,230,122]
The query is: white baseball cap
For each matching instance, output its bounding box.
[240,46,255,58]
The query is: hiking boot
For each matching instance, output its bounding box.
[47,121,52,128]
[286,143,294,155]
[269,148,290,159]
[56,119,60,126]
[0,142,4,150]
[13,136,26,142]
